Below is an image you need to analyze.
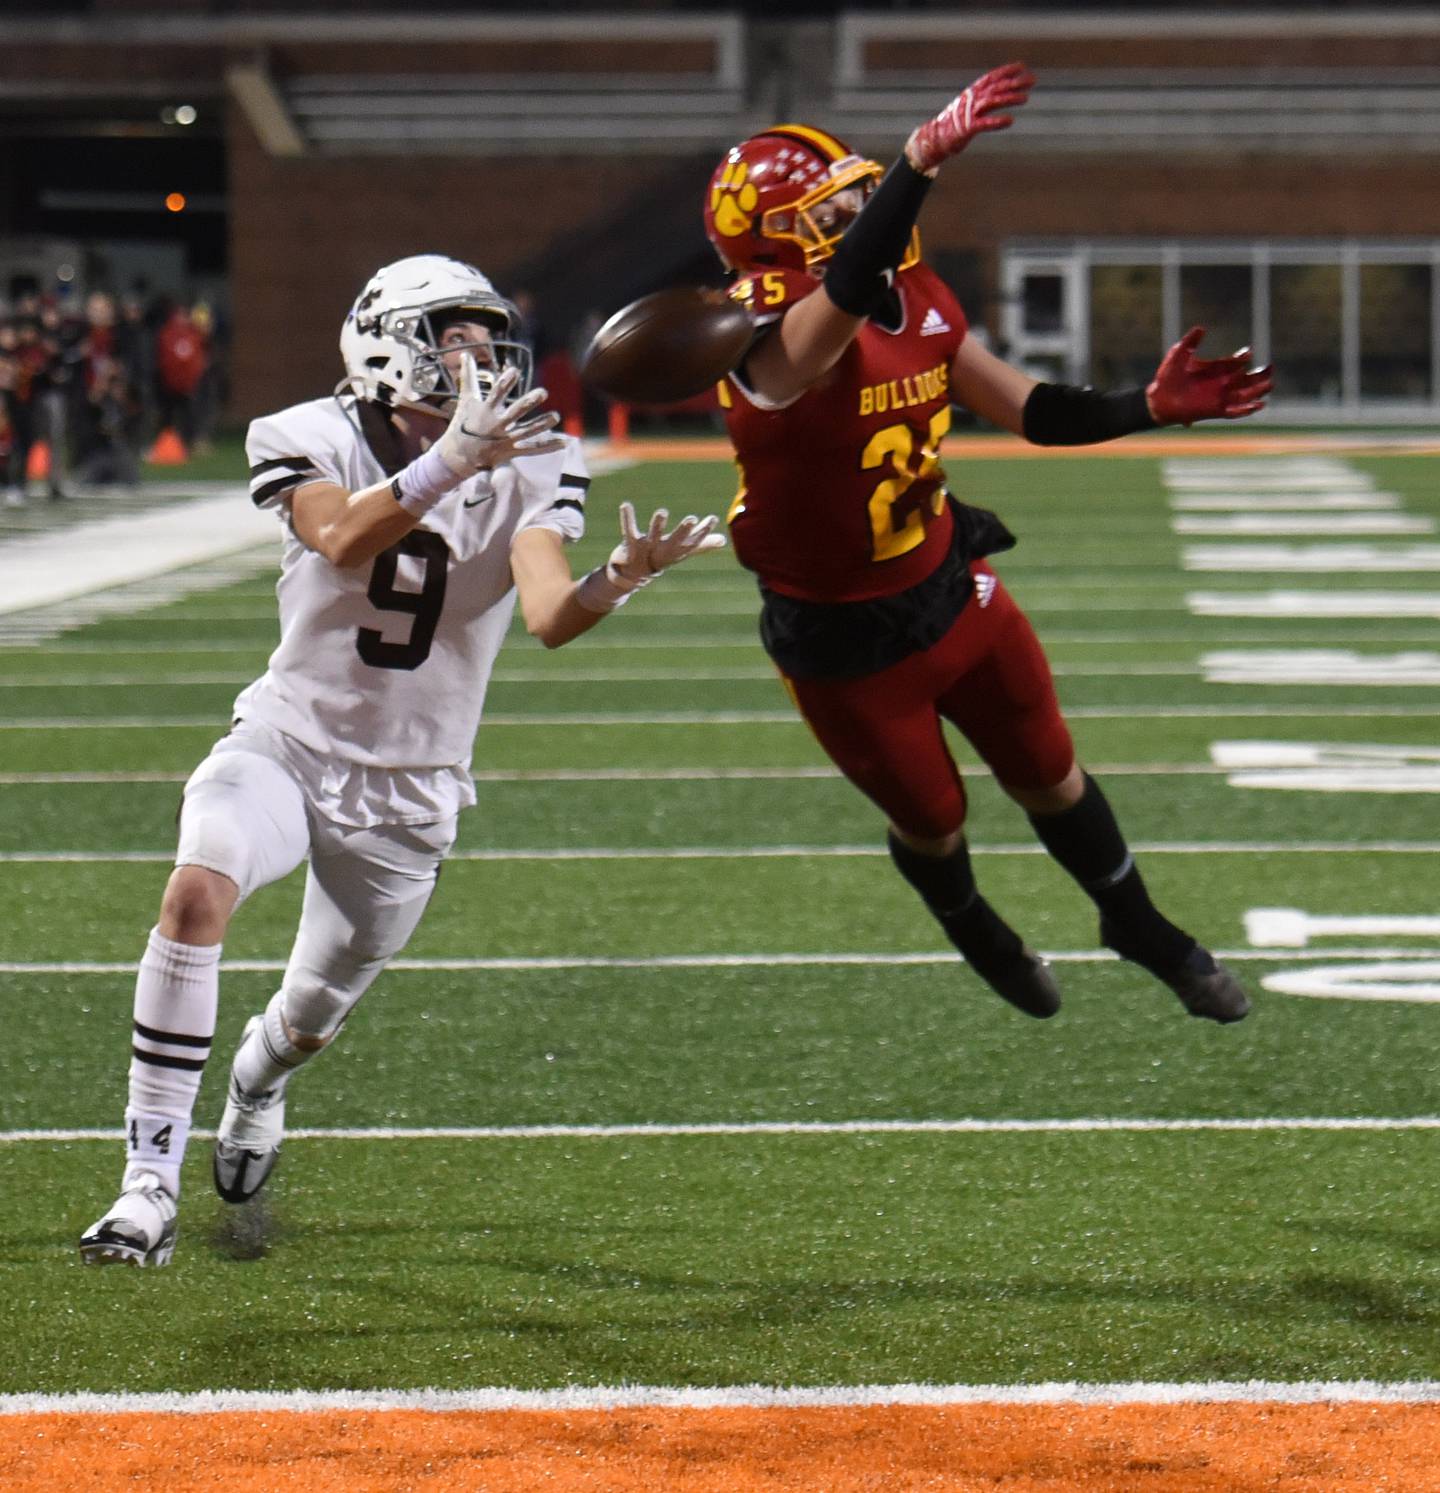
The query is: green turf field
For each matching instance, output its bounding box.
[3,442,1438,1394]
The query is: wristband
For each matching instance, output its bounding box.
[389,442,465,518]
[575,565,638,614]
[575,560,662,613]
[1021,382,1155,447]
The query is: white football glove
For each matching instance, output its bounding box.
[435,355,565,476]
[606,501,728,592]
[575,501,728,613]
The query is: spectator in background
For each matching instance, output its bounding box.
[188,300,220,455]
[76,359,143,489]
[114,293,156,438]
[0,321,19,508]
[154,300,209,451]
[0,316,59,505]
[36,297,81,500]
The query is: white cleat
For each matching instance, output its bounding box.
[213,1016,287,1204]
[79,1172,178,1267]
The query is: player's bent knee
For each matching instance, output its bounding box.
[159,864,239,944]
[1003,760,1084,815]
[280,982,358,1048]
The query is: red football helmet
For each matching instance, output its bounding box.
[704,123,916,275]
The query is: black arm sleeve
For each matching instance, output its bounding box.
[822,156,933,318]
[1020,382,1157,446]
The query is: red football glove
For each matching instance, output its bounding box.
[905,62,1035,175]
[1146,327,1274,426]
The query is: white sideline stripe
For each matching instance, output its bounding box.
[9,705,1440,730]
[0,550,282,645]
[3,947,1438,975]
[5,1380,1439,1414]
[4,841,1439,864]
[6,1118,1440,1147]
[0,492,275,615]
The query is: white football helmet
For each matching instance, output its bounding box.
[339,254,532,414]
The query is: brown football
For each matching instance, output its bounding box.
[579,286,755,405]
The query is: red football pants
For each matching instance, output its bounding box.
[784,563,1075,840]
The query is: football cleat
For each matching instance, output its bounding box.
[939,891,1061,1019]
[213,1016,287,1205]
[963,944,1063,1020]
[1159,946,1252,1024]
[1102,921,1251,1023]
[79,1172,178,1268]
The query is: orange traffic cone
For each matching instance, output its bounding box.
[25,441,50,480]
[147,427,188,465]
[607,402,630,443]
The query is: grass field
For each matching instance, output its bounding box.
[2,437,1439,1485]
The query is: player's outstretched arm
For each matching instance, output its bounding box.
[981,327,1274,448]
[512,501,727,649]
[292,355,565,568]
[745,63,1033,406]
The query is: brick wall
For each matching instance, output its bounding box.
[227,109,690,418]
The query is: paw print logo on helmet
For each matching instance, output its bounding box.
[709,159,760,240]
[703,124,917,276]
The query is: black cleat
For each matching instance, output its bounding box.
[1160,946,1252,1023]
[963,944,1063,1019]
[1101,921,1251,1023]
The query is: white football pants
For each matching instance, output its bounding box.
[176,733,455,1038]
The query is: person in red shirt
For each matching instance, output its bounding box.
[155,302,210,448]
[704,65,1272,1023]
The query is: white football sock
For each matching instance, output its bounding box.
[122,926,221,1198]
[231,988,313,1097]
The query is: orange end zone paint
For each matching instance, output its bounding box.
[5,1403,1440,1492]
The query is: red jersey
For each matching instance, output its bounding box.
[720,261,967,602]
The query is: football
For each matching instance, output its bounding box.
[579,286,755,405]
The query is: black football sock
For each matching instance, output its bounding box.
[886,830,1025,965]
[1026,773,1194,974]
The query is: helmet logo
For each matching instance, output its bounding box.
[710,159,759,239]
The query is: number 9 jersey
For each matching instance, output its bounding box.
[720,262,967,603]
[237,393,588,777]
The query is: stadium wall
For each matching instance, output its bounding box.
[226,110,688,418]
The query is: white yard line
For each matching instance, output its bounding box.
[4,841,1438,864]
[0,664,1258,686]
[0,763,1267,785]
[4,1117,1439,1147]
[8,705,1440,730]
[3,947,1437,975]
[11,627,1440,655]
[4,1380,1439,1413]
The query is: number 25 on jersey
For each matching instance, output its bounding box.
[862,407,951,563]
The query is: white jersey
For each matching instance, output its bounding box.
[235,393,587,822]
